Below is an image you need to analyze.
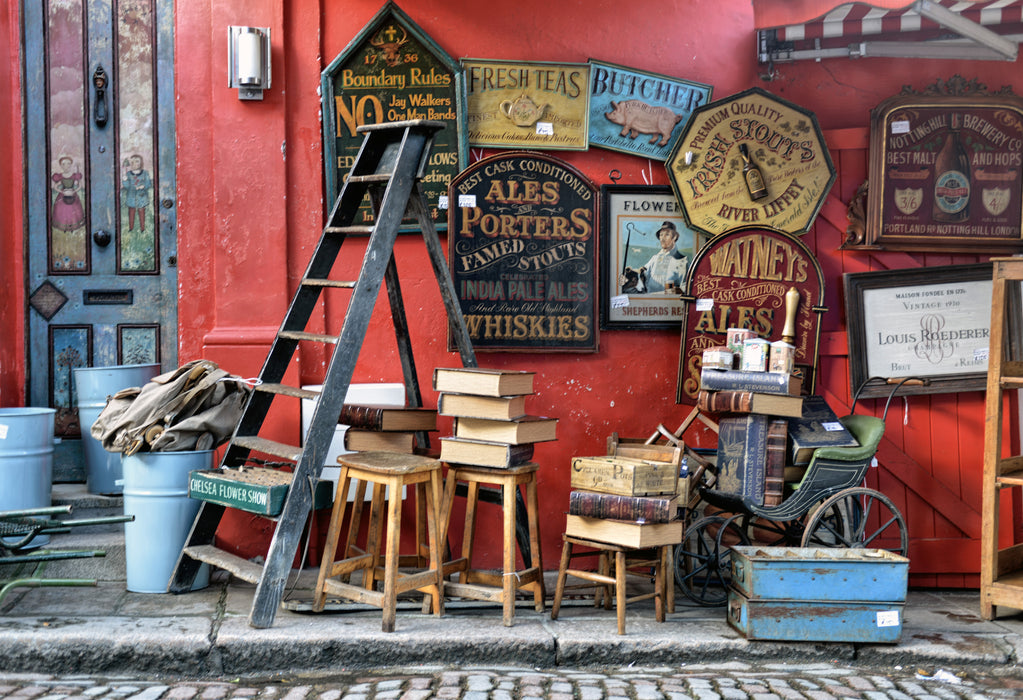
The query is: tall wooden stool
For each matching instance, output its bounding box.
[440,461,545,626]
[550,533,672,635]
[313,451,444,633]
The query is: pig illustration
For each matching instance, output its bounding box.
[605,100,684,147]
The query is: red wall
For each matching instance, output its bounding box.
[9,0,1023,583]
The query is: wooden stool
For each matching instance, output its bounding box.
[550,534,670,635]
[440,461,545,626]
[313,451,444,633]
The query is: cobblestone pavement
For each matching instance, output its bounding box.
[2,663,1022,700]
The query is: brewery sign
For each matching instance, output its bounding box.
[462,59,590,150]
[675,227,825,403]
[852,77,1023,253]
[448,152,599,352]
[321,2,467,230]
[666,87,835,237]
[587,60,712,161]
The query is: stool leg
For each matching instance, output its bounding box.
[341,479,368,583]
[654,546,665,623]
[459,481,480,584]
[501,478,516,626]
[425,469,445,617]
[381,478,402,633]
[615,550,627,635]
[664,545,675,614]
[550,537,572,620]
[313,467,352,612]
[525,475,545,610]
[363,481,386,591]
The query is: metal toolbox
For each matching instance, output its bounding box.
[727,590,904,643]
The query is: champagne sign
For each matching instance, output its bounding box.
[448,152,598,352]
[666,87,835,237]
[675,228,825,404]
[860,80,1023,254]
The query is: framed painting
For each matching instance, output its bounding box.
[599,185,704,330]
[843,262,993,398]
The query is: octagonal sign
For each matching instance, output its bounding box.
[666,87,835,237]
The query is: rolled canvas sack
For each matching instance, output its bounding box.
[90,359,252,454]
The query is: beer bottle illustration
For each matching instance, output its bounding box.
[739,143,768,201]
[932,114,971,222]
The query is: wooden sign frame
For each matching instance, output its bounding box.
[851,76,1023,254]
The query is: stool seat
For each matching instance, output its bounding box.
[313,450,444,633]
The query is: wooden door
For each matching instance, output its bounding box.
[23,0,177,481]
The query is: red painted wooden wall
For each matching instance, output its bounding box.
[5,0,1023,585]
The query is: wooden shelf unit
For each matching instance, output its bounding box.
[981,258,1023,619]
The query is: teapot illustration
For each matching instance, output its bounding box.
[500,94,549,127]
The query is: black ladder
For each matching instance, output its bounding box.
[169,120,477,628]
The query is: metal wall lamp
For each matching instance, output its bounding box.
[228,26,271,100]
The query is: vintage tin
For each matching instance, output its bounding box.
[726,327,756,355]
[702,346,734,371]
[740,338,769,372]
[768,340,795,374]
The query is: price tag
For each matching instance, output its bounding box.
[891,120,910,134]
[975,347,989,362]
[437,195,449,210]
[696,298,714,311]
[535,121,554,136]
[0,423,7,440]
[822,421,844,431]
[458,194,477,208]
[610,294,629,309]
[876,610,900,627]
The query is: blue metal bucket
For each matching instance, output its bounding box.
[74,363,161,495]
[0,407,56,547]
[122,450,212,593]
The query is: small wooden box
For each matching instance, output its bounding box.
[189,469,332,517]
[570,455,678,496]
[564,514,683,548]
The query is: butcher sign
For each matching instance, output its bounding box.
[666,87,836,237]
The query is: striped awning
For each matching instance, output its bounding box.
[756,0,1023,62]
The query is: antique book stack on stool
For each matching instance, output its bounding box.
[312,450,445,633]
[434,367,554,626]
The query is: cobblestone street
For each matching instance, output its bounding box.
[3,663,1022,700]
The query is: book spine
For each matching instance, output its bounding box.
[763,419,787,507]
[568,491,674,523]
[716,414,768,506]
[507,442,535,465]
[337,404,385,430]
[697,390,753,414]
[700,370,794,395]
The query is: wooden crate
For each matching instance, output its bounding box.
[570,455,677,496]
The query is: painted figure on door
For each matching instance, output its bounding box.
[121,153,152,232]
[50,155,87,271]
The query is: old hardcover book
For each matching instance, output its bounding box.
[786,395,859,465]
[454,415,557,444]
[699,368,802,396]
[343,429,417,453]
[338,404,437,432]
[715,413,769,506]
[438,436,535,468]
[763,419,788,507]
[568,491,678,523]
[432,367,535,397]
[438,392,528,420]
[696,390,804,418]
[564,514,684,548]
[570,455,678,497]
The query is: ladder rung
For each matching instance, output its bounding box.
[256,383,319,400]
[183,545,263,584]
[302,279,356,289]
[347,174,391,184]
[997,469,1023,487]
[1001,376,1023,390]
[232,436,303,462]
[325,225,374,236]
[278,330,339,344]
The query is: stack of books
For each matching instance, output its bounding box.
[565,453,683,547]
[434,367,557,468]
[339,403,438,454]
[698,368,857,506]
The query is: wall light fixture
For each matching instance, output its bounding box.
[228,26,271,100]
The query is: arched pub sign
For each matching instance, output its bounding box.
[676,227,825,403]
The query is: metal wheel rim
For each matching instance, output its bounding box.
[674,514,750,606]
[800,487,908,556]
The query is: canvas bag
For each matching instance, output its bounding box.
[90,359,252,454]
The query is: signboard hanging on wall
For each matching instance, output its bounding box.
[447,152,599,353]
[675,227,826,404]
[320,1,467,231]
[665,87,835,238]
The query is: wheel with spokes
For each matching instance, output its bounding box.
[800,487,908,556]
[674,514,750,606]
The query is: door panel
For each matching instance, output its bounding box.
[25,0,176,481]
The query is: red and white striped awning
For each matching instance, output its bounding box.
[756,0,1023,62]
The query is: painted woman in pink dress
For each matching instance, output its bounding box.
[51,155,85,232]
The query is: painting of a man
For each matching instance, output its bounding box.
[619,221,688,294]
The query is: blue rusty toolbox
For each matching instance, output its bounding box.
[726,546,908,643]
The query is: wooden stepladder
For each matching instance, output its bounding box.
[169,120,477,628]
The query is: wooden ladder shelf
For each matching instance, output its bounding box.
[169,120,477,629]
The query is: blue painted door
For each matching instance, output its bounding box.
[24,0,177,481]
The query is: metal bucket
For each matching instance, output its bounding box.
[0,407,56,547]
[74,363,161,495]
[122,450,212,593]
